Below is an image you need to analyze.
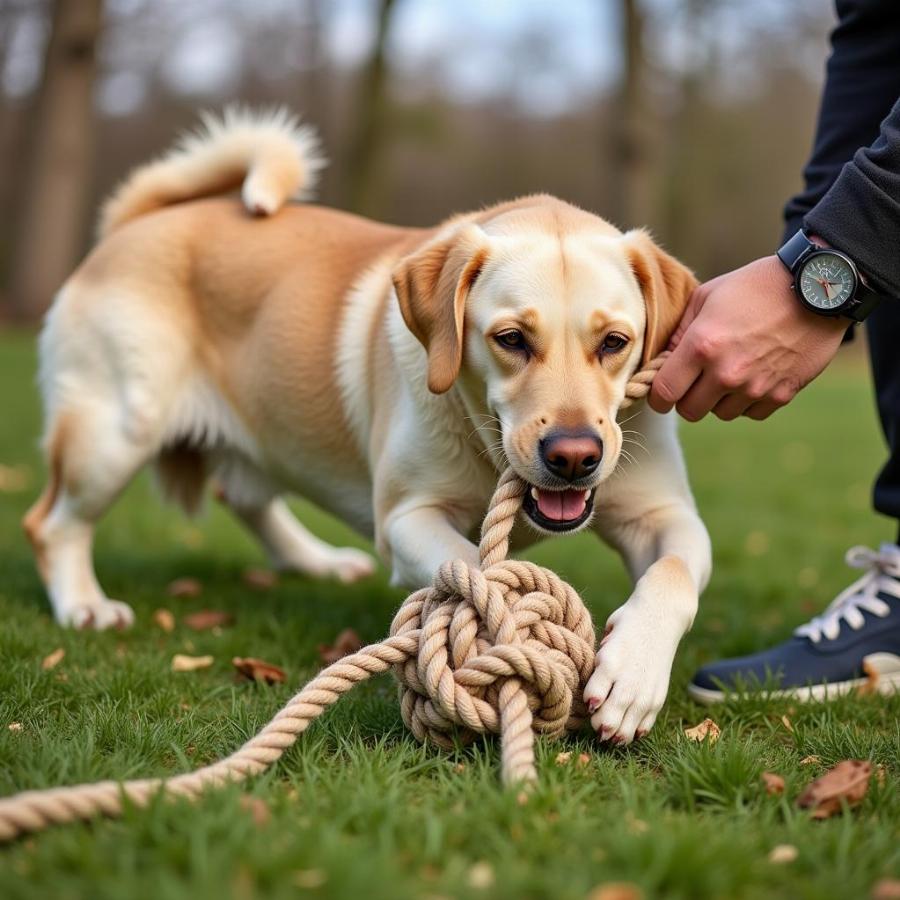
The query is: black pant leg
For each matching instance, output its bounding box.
[866,300,900,537]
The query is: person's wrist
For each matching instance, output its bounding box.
[770,250,853,330]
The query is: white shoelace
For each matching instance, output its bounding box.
[794,544,900,644]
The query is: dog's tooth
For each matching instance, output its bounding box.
[530,487,540,501]
[583,490,591,500]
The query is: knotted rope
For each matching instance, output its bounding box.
[0,356,665,842]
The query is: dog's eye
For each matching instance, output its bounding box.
[494,329,529,352]
[600,333,629,355]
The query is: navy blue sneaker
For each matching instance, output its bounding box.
[689,544,900,704]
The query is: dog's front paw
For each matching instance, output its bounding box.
[316,547,377,584]
[582,604,678,744]
[61,598,136,631]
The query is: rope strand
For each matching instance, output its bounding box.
[0,356,666,842]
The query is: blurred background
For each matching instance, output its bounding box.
[0,0,834,322]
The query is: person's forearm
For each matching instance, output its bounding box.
[805,96,900,298]
[783,0,900,242]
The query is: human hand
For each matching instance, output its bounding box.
[648,255,848,421]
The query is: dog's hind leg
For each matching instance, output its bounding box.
[217,470,375,583]
[24,403,158,629]
[27,290,187,628]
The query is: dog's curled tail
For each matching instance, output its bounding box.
[98,106,325,238]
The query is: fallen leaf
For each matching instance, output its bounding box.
[153,608,175,633]
[761,772,785,795]
[317,628,363,665]
[171,654,214,672]
[587,883,644,900]
[684,718,720,744]
[555,751,572,766]
[467,861,495,889]
[0,463,30,492]
[625,812,649,835]
[292,870,327,889]
[166,577,202,599]
[872,879,900,900]
[239,795,270,827]
[797,759,872,819]
[453,763,467,774]
[242,568,278,590]
[8,722,22,732]
[232,656,286,684]
[799,755,820,766]
[768,844,798,864]
[183,610,234,631]
[781,715,794,733]
[577,752,591,768]
[858,659,880,697]
[41,648,65,670]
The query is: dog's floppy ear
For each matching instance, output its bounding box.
[622,229,698,364]
[392,224,488,394]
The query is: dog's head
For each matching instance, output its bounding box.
[392,197,695,534]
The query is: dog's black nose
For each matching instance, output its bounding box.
[540,431,603,481]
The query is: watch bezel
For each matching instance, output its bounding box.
[795,248,860,317]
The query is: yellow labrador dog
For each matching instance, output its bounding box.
[24,109,710,744]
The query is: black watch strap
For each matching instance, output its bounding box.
[776,229,817,273]
[776,229,882,323]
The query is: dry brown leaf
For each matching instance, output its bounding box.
[8,722,22,732]
[153,608,175,633]
[872,879,900,900]
[292,870,327,889]
[171,653,214,672]
[166,577,203,599]
[41,648,65,671]
[242,568,278,590]
[684,718,720,744]
[0,463,30,493]
[239,795,270,827]
[799,755,820,766]
[453,762,467,774]
[587,883,644,900]
[232,656,286,684]
[797,759,872,819]
[625,812,649,835]
[555,751,572,766]
[183,610,234,631]
[781,715,794,733]
[858,659,880,697]
[768,844,798,864]
[317,628,364,666]
[577,752,591,768]
[467,862,495,890]
[761,772,785,796]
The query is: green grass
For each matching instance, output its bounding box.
[0,329,897,900]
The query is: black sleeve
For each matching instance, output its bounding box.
[782,0,900,297]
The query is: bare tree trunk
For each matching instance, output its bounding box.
[10,0,104,321]
[608,0,653,229]
[342,0,396,216]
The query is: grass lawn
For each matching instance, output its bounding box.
[0,328,897,900]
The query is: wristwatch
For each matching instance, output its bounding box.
[776,229,883,322]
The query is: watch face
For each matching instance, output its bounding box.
[798,252,856,311]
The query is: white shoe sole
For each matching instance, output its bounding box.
[687,652,900,705]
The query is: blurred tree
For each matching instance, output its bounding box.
[10,0,103,321]
[609,0,653,230]
[343,0,397,215]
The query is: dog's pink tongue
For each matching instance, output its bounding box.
[536,489,587,522]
